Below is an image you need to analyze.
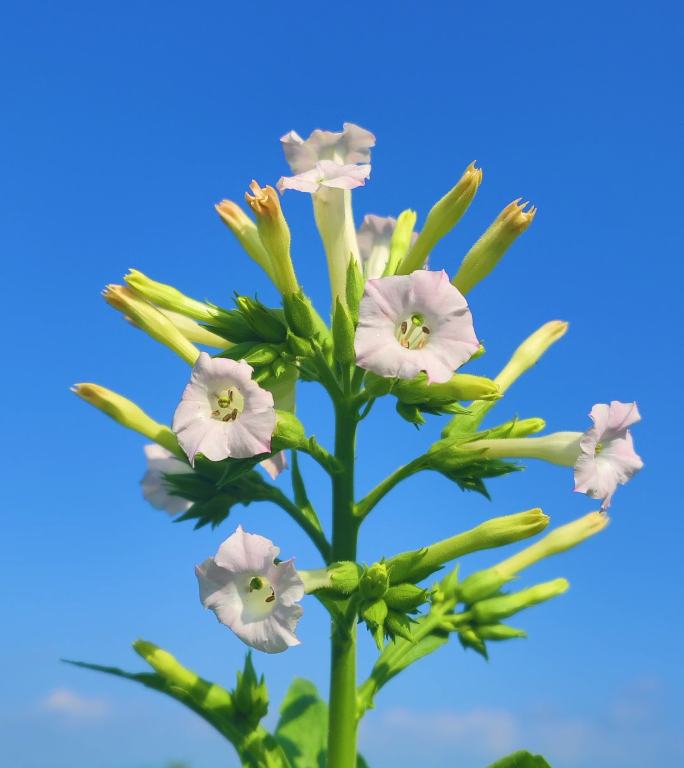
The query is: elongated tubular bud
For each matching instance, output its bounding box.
[215,199,275,278]
[386,508,549,584]
[384,209,417,275]
[103,284,200,365]
[495,320,569,394]
[153,309,231,349]
[244,181,299,295]
[71,383,184,459]
[124,269,220,323]
[394,374,500,405]
[452,199,537,294]
[470,578,569,624]
[398,163,482,274]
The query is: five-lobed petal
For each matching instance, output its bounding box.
[277,159,371,194]
[172,352,276,465]
[196,526,304,653]
[355,269,480,384]
[280,122,376,174]
[573,401,643,508]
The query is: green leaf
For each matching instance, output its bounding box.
[274,679,370,768]
[275,679,328,768]
[487,750,552,767]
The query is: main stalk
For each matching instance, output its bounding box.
[327,399,360,768]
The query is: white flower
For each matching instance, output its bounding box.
[355,269,480,383]
[277,159,370,194]
[172,352,276,465]
[277,123,375,303]
[140,444,193,515]
[280,122,375,173]
[196,526,304,653]
[260,452,287,480]
[574,401,643,509]
[357,214,418,279]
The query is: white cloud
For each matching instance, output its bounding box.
[39,688,110,719]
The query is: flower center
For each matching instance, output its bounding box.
[210,386,245,423]
[396,313,431,350]
[243,574,277,620]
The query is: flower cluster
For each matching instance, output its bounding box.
[74,119,644,768]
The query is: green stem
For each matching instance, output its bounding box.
[327,399,360,768]
[355,455,428,520]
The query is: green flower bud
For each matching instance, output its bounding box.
[328,561,363,594]
[245,181,299,296]
[470,578,569,624]
[384,583,428,612]
[286,331,313,358]
[232,652,268,728]
[72,383,183,458]
[452,198,537,295]
[345,257,365,321]
[458,627,488,658]
[208,310,260,343]
[396,401,426,425]
[124,269,219,323]
[360,562,389,600]
[488,417,546,439]
[156,309,231,349]
[332,298,356,364]
[475,624,527,641]
[103,284,200,365]
[271,410,307,450]
[364,372,394,396]
[235,296,287,342]
[393,373,500,405]
[283,290,317,339]
[241,344,282,366]
[458,568,511,605]
[361,599,388,628]
[385,209,417,275]
[398,163,482,274]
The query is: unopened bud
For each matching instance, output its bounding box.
[103,285,200,364]
[283,290,316,338]
[215,199,273,277]
[385,209,417,275]
[475,624,527,641]
[384,610,414,641]
[458,568,511,605]
[345,257,365,320]
[496,320,569,394]
[245,181,299,295]
[394,373,500,405]
[134,640,232,710]
[384,583,428,612]
[235,296,287,343]
[157,309,231,349]
[72,383,183,458]
[125,270,219,323]
[470,578,569,624]
[332,298,356,364]
[360,562,389,600]
[452,199,537,294]
[474,431,583,467]
[271,410,307,450]
[327,561,363,594]
[399,163,482,274]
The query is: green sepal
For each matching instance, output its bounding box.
[204,310,258,343]
[384,610,415,642]
[384,583,429,612]
[232,652,269,730]
[458,626,489,658]
[235,295,288,342]
[396,401,426,426]
[282,290,317,339]
[345,257,365,321]
[332,297,356,364]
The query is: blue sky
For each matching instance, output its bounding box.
[2,1,683,766]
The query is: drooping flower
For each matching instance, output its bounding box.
[573,401,643,509]
[277,159,370,194]
[355,269,480,383]
[277,123,375,303]
[140,444,193,515]
[357,214,419,279]
[172,352,276,465]
[196,526,304,653]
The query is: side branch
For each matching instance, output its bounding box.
[354,455,429,520]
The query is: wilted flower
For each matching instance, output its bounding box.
[355,270,479,383]
[196,526,304,653]
[357,214,418,279]
[172,352,276,464]
[574,401,643,508]
[140,444,193,515]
